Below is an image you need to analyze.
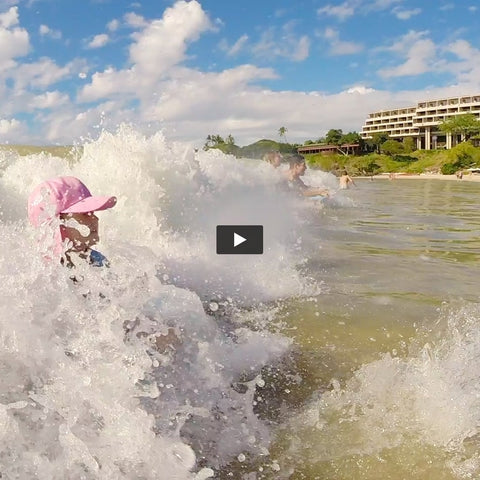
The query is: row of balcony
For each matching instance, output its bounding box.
[416,106,480,115]
[363,110,480,130]
[361,125,419,135]
[417,96,480,108]
[368,110,415,119]
[363,122,415,130]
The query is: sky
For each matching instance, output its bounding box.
[0,0,479,146]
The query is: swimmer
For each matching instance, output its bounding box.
[284,154,329,197]
[339,170,356,189]
[262,151,283,168]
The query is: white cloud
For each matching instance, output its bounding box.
[444,39,480,85]
[317,1,411,21]
[11,57,72,88]
[346,85,375,94]
[0,4,19,27]
[468,6,477,12]
[317,2,356,21]
[323,27,363,55]
[378,31,437,78]
[41,100,134,144]
[124,12,148,28]
[79,67,137,102]
[365,0,402,9]
[141,65,278,122]
[446,39,476,60]
[220,34,249,57]
[107,19,120,31]
[252,22,310,61]
[0,117,23,137]
[28,91,69,109]
[129,0,212,75]
[0,7,29,70]
[88,33,109,49]
[392,7,421,20]
[293,36,310,61]
[39,24,62,39]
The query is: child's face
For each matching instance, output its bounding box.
[60,212,99,252]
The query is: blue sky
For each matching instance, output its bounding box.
[0,0,479,145]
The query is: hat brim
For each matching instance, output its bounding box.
[60,195,117,214]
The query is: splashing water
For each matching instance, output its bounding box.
[282,303,480,479]
[0,126,328,478]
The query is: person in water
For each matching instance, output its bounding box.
[263,151,283,168]
[284,154,329,197]
[339,170,356,189]
[28,176,117,268]
[28,176,182,353]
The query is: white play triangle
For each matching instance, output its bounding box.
[234,232,246,247]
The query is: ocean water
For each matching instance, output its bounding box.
[1,128,480,479]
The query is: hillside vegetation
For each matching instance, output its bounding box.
[205,135,480,176]
[306,142,480,176]
[205,138,297,158]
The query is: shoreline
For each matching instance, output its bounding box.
[358,173,480,183]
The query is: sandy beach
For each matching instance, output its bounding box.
[363,173,480,182]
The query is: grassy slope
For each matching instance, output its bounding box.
[306,149,460,175]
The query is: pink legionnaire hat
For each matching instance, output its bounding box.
[28,176,116,256]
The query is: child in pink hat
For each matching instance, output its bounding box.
[28,176,116,267]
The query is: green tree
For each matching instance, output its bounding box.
[381,139,404,156]
[278,126,288,142]
[340,131,362,145]
[441,163,458,175]
[204,134,213,149]
[447,142,478,167]
[204,134,225,150]
[367,132,390,153]
[441,142,479,174]
[439,114,480,141]
[325,129,343,145]
[403,137,415,153]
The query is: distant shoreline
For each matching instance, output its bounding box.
[357,173,480,183]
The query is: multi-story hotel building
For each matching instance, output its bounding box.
[360,94,480,150]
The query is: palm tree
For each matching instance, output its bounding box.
[278,126,288,143]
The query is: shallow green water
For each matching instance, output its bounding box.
[270,179,480,480]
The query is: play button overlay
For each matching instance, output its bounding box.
[216,225,263,254]
[234,232,246,247]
